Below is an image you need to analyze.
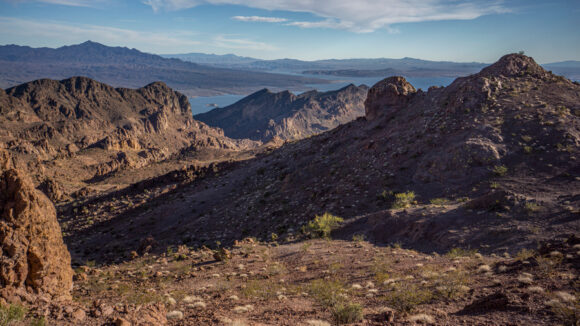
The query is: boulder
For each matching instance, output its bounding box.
[364,76,416,120]
[0,150,73,302]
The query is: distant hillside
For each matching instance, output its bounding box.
[0,41,328,96]
[195,84,368,142]
[543,61,580,81]
[0,76,256,196]
[166,52,580,80]
[162,52,259,66]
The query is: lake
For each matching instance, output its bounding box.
[189,75,457,115]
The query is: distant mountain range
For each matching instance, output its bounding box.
[0,41,328,96]
[195,84,368,142]
[164,52,580,80]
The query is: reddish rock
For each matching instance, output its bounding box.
[364,76,416,120]
[0,150,73,302]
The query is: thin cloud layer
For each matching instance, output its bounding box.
[214,35,278,51]
[0,17,200,49]
[232,16,287,23]
[144,0,508,32]
[6,0,104,7]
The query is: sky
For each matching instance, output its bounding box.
[0,0,579,63]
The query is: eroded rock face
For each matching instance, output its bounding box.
[0,150,73,302]
[364,76,416,120]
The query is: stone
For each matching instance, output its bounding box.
[0,150,73,302]
[364,76,416,120]
[114,317,131,326]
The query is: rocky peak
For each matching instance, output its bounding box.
[364,76,416,120]
[479,53,547,78]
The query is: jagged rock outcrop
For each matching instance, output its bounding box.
[364,76,416,120]
[196,84,368,142]
[0,77,256,197]
[0,150,73,302]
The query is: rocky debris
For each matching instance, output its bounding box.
[364,76,416,120]
[0,149,73,302]
[126,303,167,325]
[38,177,68,202]
[196,84,368,142]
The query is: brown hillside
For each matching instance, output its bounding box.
[67,54,579,262]
[0,77,257,198]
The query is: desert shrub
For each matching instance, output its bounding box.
[445,247,478,259]
[307,279,363,324]
[429,198,449,206]
[434,271,469,299]
[302,212,343,239]
[550,300,579,326]
[382,282,433,313]
[392,191,416,209]
[307,279,347,307]
[524,202,540,214]
[515,248,536,261]
[492,165,508,176]
[0,304,26,326]
[242,279,284,299]
[332,302,363,324]
[352,234,365,242]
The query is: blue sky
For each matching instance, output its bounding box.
[0,0,578,63]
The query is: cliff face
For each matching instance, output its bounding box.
[195,84,368,142]
[0,77,255,197]
[0,150,73,302]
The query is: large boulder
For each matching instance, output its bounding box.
[0,150,73,302]
[364,76,416,120]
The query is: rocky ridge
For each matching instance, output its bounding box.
[68,54,579,260]
[0,77,257,198]
[195,84,368,142]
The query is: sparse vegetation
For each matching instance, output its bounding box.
[382,282,433,313]
[307,279,362,325]
[446,247,478,258]
[429,198,449,206]
[492,165,508,176]
[524,202,540,214]
[331,302,363,324]
[0,304,26,326]
[392,191,416,209]
[515,248,536,261]
[302,212,344,239]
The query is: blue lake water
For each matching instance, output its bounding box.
[190,94,245,115]
[189,75,456,115]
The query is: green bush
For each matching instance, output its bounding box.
[307,279,347,307]
[392,191,416,209]
[429,198,449,206]
[302,212,343,239]
[445,247,478,258]
[492,165,508,176]
[382,283,433,313]
[0,304,26,326]
[332,302,363,324]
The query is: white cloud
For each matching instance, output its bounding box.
[6,0,106,7]
[0,17,200,50]
[143,0,508,33]
[232,16,287,23]
[213,35,278,51]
